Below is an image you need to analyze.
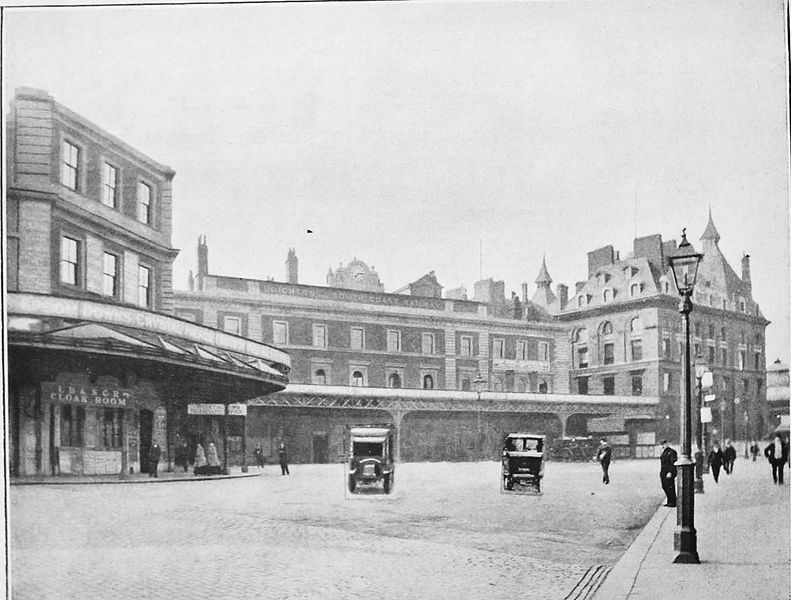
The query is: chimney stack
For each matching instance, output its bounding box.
[557,284,568,310]
[197,235,208,277]
[286,248,299,284]
[741,254,751,291]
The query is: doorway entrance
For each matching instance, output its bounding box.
[139,409,153,473]
[312,432,328,463]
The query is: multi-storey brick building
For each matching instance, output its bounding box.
[174,239,659,463]
[539,215,771,445]
[6,88,290,478]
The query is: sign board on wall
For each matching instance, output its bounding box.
[41,383,134,407]
[700,407,713,423]
[187,403,247,416]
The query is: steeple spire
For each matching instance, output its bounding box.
[700,207,720,244]
[535,255,553,286]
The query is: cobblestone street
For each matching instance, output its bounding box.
[10,460,664,599]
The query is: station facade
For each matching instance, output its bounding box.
[5,88,290,478]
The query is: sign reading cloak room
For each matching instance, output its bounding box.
[42,383,134,407]
[187,403,247,416]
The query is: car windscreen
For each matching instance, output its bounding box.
[352,442,384,457]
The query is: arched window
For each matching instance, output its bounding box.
[538,380,548,393]
[314,369,326,385]
[575,327,588,344]
[423,374,434,390]
[603,289,612,303]
[630,317,643,333]
[578,295,586,307]
[352,371,364,386]
[600,321,613,335]
[388,373,401,388]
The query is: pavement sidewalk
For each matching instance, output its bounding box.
[9,464,265,485]
[593,459,790,600]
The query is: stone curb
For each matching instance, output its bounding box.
[591,502,672,599]
[9,471,263,486]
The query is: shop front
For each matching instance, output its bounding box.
[7,292,290,478]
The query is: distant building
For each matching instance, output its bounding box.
[6,88,289,478]
[766,359,790,434]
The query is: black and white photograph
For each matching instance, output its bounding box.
[3,1,790,598]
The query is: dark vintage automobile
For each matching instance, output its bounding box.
[547,436,600,462]
[501,433,545,493]
[347,425,396,494]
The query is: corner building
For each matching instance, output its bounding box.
[5,89,290,478]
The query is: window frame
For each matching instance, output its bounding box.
[312,324,328,348]
[459,335,473,357]
[60,138,81,191]
[136,180,154,225]
[223,315,242,335]
[603,375,615,395]
[493,338,505,359]
[350,326,365,350]
[387,329,401,353]
[59,235,81,287]
[138,264,153,309]
[101,161,119,208]
[421,332,435,355]
[272,320,289,346]
[102,251,120,298]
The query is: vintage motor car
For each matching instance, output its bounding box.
[501,433,545,493]
[347,425,396,494]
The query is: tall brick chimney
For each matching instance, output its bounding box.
[557,284,568,310]
[741,254,751,291]
[197,235,208,277]
[286,248,299,284]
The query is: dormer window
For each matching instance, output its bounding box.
[603,289,612,303]
[578,295,586,308]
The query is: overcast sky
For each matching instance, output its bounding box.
[3,0,789,361]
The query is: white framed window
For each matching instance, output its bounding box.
[516,340,527,360]
[61,140,80,191]
[60,236,80,285]
[387,330,401,352]
[421,332,435,355]
[387,369,403,388]
[223,316,241,335]
[101,163,118,208]
[663,372,672,392]
[102,252,118,297]
[738,351,745,371]
[493,338,505,359]
[603,288,612,303]
[349,366,368,387]
[138,265,152,308]
[313,369,327,385]
[137,181,152,224]
[350,326,364,350]
[538,341,549,362]
[273,321,288,345]
[460,335,473,357]
[312,324,328,348]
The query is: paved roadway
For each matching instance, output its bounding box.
[9,459,664,600]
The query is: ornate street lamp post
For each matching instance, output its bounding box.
[473,374,487,461]
[668,229,703,564]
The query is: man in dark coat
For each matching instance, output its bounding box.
[148,443,161,478]
[659,440,677,507]
[724,440,737,475]
[708,440,725,483]
[597,438,612,485]
[278,442,290,476]
[764,433,789,484]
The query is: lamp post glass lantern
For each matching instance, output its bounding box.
[473,374,487,461]
[668,229,703,564]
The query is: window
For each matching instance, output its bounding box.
[603,289,612,303]
[721,348,728,366]
[630,283,644,297]
[388,372,402,388]
[631,339,642,361]
[223,316,241,335]
[351,370,364,386]
[694,322,702,337]
[632,374,643,396]
[754,352,761,370]
[60,236,80,285]
[137,182,152,224]
[350,327,364,350]
[312,324,328,348]
[60,405,85,447]
[101,408,122,449]
[600,321,613,335]
[708,345,716,364]
[577,377,589,395]
[102,252,118,297]
[662,337,672,359]
[577,347,589,369]
[460,377,471,391]
[694,343,701,359]
[423,374,434,390]
[603,376,615,395]
[460,336,472,357]
[630,317,643,333]
[102,163,118,207]
[538,342,549,362]
[422,333,435,355]
[708,324,715,339]
[578,295,586,307]
[387,330,401,352]
[493,338,505,359]
[273,321,288,345]
[721,327,726,339]
[738,351,745,371]
[138,265,152,308]
[663,372,673,393]
[743,379,750,395]
[757,379,763,397]
[61,140,80,190]
[313,369,327,385]
[603,343,614,365]
[516,340,527,360]
[538,380,548,393]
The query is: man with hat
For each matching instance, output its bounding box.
[596,438,612,485]
[659,440,677,507]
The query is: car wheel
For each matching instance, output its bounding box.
[383,474,391,494]
[348,475,356,494]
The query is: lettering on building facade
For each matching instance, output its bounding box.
[41,383,134,407]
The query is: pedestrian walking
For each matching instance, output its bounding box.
[596,438,612,485]
[254,443,265,469]
[148,443,161,478]
[750,441,760,462]
[175,436,189,473]
[724,440,737,475]
[659,440,677,507]
[708,440,724,483]
[763,433,789,484]
[278,441,290,475]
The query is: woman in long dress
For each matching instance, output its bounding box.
[207,442,221,467]
[194,443,207,474]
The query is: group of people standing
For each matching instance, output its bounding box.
[707,439,737,483]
